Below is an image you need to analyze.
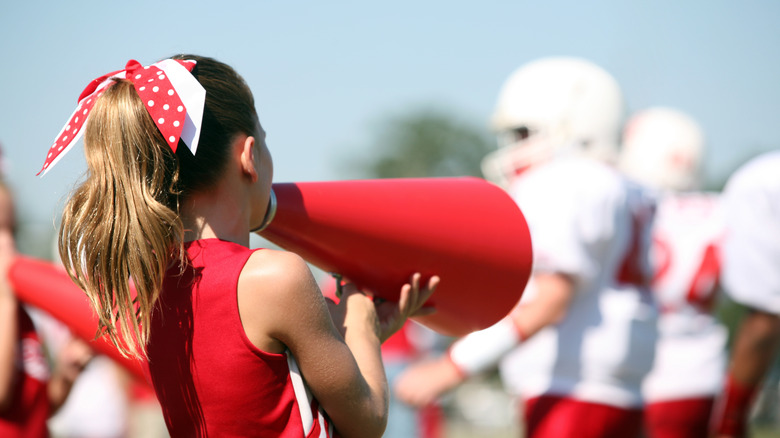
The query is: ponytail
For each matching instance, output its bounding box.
[58,55,258,359]
[59,80,182,358]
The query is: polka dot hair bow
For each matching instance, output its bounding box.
[38,58,206,176]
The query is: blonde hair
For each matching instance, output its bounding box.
[58,55,258,358]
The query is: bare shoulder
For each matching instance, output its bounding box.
[239,248,323,309]
[237,249,328,351]
[243,248,311,284]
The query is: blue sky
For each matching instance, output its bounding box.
[1,1,779,251]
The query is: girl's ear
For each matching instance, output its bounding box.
[239,135,258,183]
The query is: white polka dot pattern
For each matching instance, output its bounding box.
[126,59,189,151]
[38,59,199,176]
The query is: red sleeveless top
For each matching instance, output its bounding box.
[146,239,334,437]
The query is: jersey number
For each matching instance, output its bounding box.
[617,207,653,288]
[651,239,720,312]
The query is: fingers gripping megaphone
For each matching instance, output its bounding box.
[256,177,533,337]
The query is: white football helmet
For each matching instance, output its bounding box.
[618,107,705,192]
[481,57,626,188]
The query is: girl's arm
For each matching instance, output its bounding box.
[238,249,436,438]
[0,285,17,412]
[0,228,18,412]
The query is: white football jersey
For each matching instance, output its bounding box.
[721,151,780,314]
[642,192,728,402]
[498,157,659,409]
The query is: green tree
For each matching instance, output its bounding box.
[343,106,494,179]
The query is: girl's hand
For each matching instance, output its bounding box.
[326,274,439,343]
[329,281,381,341]
[376,273,439,342]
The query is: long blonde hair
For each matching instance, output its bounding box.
[58,55,258,358]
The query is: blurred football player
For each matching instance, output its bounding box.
[620,107,728,438]
[395,57,659,438]
[710,151,780,438]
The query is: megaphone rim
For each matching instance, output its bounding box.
[250,189,277,233]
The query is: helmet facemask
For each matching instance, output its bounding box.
[482,57,626,188]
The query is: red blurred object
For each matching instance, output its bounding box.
[9,255,146,380]
[259,177,533,336]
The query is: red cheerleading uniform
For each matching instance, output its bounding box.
[146,239,334,437]
[0,306,51,438]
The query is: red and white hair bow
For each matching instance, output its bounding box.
[38,58,206,176]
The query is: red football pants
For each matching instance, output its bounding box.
[523,395,643,438]
[644,397,714,438]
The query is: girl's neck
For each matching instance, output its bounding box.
[181,184,251,247]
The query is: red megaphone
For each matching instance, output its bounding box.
[257,177,533,337]
[9,256,146,380]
